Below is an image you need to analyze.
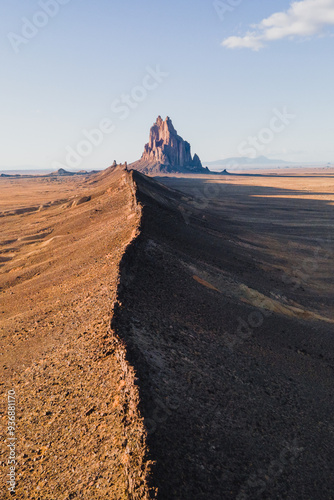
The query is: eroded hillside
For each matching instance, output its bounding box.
[0,166,155,499]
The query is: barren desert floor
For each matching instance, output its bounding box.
[1,167,334,499]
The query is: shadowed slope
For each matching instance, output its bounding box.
[112,170,334,499]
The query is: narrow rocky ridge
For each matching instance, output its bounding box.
[109,169,188,498]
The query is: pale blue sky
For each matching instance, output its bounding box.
[1,0,334,170]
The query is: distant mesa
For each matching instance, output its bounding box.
[130,116,210,175]
[51,168,89,176]
[51,168,73,176]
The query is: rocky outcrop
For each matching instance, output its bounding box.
[130,116,210,175]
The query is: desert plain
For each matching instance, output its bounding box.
[1,166,334,499]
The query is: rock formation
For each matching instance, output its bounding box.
[130,116,210,174]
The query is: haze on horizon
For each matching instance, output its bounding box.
[1,0,334,171]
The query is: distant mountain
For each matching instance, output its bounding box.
[130,116,210,175]
[206,156,293,168]
[0,169,94,179]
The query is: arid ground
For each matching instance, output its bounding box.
[1,167,334,499]
[0,167,154,499]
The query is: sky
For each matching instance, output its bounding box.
[1,0,334,171]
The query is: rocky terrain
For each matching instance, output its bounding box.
[130,116,210,175]
[0,166,155,499]
[1,165,334,499]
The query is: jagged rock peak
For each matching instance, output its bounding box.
[129,116,211,175]
[142,116,203,170]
